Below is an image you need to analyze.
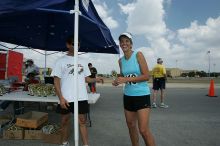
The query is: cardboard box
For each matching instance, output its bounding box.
[42,128,64,144]
[42,121,71,144]
[0,115,11,126]
[3,127,24,139]
[16,111,48,129]
[24,129,42,140]
[0,115,12,135]
[24,123,47,140]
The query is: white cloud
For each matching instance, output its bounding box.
[136,47,157,69]
[80,53,120,74]
[118,3,135,14]
[119,0,167,37]
[119,0,170,56]
[135,18,220,72]
[178,17,220,50]
[119,0,220,72]
[93,1,119,29]
[175,16,220,71]
[139,16,220,71]
[119,0,172,68]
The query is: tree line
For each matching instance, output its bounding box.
[181,71,219,77]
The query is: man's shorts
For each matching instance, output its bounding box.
[153,77,166,90]
[56,100,89,115]
[123,95,151,112]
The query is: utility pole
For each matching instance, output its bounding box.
[175,60,178,69]
[213,63,216,77]
[207,50,211,77]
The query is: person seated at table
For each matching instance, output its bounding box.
[23,73,40,91]
[24,59,40,82]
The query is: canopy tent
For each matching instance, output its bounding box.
[0,1,119,146]
[0,0,118,53]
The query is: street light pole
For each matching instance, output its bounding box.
[176,60,178,69]
[207,51,211,77]
[213,63,216,77]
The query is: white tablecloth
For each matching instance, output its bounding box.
[0,91,100,104]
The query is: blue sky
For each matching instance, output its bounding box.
[165,0,220,30]
[91,0,220,73]
[2,0,220,74]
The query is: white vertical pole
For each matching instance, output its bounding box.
[73,0,79,146]
[208,51,211,77]
[175,60,178,69]
[44,50,47,77]
[213,63,216,77]
[5,50,9,80]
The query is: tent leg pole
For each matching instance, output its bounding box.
[44,50,47,77]
[73,0,80,146]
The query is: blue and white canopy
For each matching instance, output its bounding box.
[0,0,119,54]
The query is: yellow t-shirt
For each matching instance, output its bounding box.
[152,64,166,78]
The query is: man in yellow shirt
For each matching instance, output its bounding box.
[152,58,168,108]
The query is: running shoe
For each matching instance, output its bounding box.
[60,142,69,146]
[160,103,169,108]
[151,102,157,108]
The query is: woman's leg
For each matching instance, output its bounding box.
[137,108,156,146]
[124,110,139,146]
[79,114,89,145]
[152,90,158,103]
[160,89,164,103]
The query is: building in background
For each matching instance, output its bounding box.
[150,68,200,78]
[166,68,182,78]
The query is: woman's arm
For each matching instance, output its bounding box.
[112,59,122,86]
[85,77,104,84]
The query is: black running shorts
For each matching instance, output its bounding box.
[153,77,166,90]
[56,100,89,115]
[123,94,151,112]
